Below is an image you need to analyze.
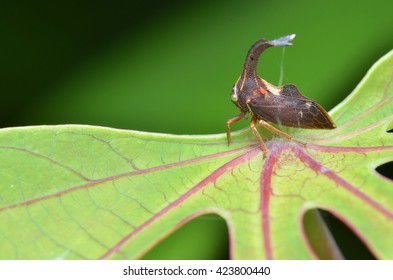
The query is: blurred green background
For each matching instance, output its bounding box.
[2,0,392,259]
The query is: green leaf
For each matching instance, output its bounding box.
[1,50,393,260]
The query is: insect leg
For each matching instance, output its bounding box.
[250,116,269,157]
[226,112,246,146]
[257,119,307,146]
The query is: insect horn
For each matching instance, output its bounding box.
[242,34,296,77]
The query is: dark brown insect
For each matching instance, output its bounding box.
[226,34,336,157]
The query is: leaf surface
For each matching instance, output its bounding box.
[1,50,393,259]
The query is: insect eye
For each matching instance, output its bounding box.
[231,86,239,102]
[231,93,238,102]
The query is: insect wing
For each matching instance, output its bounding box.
[248,84,336,129]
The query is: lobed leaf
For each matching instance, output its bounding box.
[1,50,393,259]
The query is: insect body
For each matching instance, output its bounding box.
[226,34,336,157]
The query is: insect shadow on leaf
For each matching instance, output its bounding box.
[226,34,336,157]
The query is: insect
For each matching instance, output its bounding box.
[226,34,336,157]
